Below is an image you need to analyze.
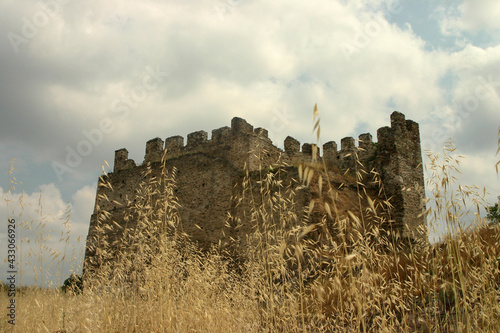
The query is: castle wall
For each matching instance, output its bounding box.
[84,111,427,275]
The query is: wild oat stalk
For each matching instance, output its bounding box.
[3,113,500,332]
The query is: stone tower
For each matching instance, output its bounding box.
[83,111,427,275]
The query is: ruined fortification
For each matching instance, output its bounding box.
[84,111,426,274]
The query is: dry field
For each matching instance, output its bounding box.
[2,121,499,332]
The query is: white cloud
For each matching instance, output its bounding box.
[1,0,500,279]
[435,0,500,36]
[1,0,450,159]
[0,183,92,286]
[70,184,96,238]
[455,0,500,31]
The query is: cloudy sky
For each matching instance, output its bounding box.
[1,0,499,286]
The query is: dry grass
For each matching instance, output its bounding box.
[2,121,500,332]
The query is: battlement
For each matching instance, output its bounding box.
[116,117,279,172]
[114,148,136,171]
[114,113,414,175]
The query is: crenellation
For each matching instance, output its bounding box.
[114,148,137,172]
[323,141,337,154]
[312,144,320,160]
[125,159,137,170]
[114,148,128,171]
[144,137,164,164]
[341,137,356,151]
[302,143,312,155]
[390,111,407,131]
[406,120,420,142]
[358,133,373,149]
[376,126,391,147]
[405,120,422,168]
[165,135,184,154]
[231,117,253,134]
[254,127,268,138]
[339,137,356,170]
[284,136,302,163]
[284,136,300,154]
[293,143,320,162]
[212,126,231,142]
[358,133,375,162]
[322,141,338,168]
[187,130,208,148]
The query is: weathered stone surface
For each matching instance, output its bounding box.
[144,138,164,164]
[187,130,208,147]
[84,112,427,275]
[376,112,426,240]
[165,135,184,154]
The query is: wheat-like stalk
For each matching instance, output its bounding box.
[2,112,499,332]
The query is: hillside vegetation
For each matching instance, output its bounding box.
[1,118,499,332]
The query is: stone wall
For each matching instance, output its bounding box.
[84,111,427,274]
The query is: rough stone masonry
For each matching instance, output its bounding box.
[83,111,427,275]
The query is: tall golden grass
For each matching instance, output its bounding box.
[1,119,499,332]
